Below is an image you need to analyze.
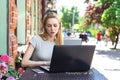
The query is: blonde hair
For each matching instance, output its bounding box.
[40,12,63,45]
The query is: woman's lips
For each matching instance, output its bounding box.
[51,32,55,34]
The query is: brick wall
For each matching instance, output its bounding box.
[38,0,43,30]
[26,0,31,30]
[26,0,31,45]
[9,0,18,68]
[9,0,47,67]
[26,0,43,44]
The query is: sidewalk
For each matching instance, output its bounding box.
[82,38,120,80]
[93,49,120,80]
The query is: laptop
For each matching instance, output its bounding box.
[64,38,82,45]
[40,45,96,73]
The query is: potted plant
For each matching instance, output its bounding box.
[0,54,24,80]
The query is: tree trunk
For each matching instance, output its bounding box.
[114,33,119,49]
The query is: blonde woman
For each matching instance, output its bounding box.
[21,12,63,67]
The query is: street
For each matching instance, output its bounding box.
[82,38,120,80]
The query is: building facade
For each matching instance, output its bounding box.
[0,0,57,67]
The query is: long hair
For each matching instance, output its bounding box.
[40,12,63,45]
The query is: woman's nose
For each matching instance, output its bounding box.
[51,26,54,30]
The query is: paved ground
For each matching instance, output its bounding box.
[82,38,120,80]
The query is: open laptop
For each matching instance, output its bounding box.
[40,45,95,73]
[64,38,82,45]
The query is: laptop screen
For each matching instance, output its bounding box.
[49,45,96,73]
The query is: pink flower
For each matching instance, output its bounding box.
[0,54,10,63]
[1,62,8,70]
[0,62,8,78]
[18,67,25,74]
[0,62,7,67]
[6,77,15,80]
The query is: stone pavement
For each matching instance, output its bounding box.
[82,38,120,80]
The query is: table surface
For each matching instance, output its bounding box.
[19,67,108,80]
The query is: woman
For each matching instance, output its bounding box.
[21,12,63,67]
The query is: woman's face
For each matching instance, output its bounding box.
[45,18,60,38]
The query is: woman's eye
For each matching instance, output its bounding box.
[54,24,58,27]
[47,24,51,27]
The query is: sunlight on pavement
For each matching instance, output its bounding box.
[92,52,120,80]
[82,38,120,80]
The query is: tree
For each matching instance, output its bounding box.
[60,6,79,29]
[84,0,120,49]
[101,1,120,49]
[84,3,109,27]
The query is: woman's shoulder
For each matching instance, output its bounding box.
[31,35,42,40]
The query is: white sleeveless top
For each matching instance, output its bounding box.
[30,35,55,61]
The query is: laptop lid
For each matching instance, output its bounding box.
[47,45,95,73]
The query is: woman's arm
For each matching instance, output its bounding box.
[21,44,50,67]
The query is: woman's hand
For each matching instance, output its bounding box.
[43,61,51,66]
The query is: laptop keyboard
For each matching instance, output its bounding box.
[37,69,108,80]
